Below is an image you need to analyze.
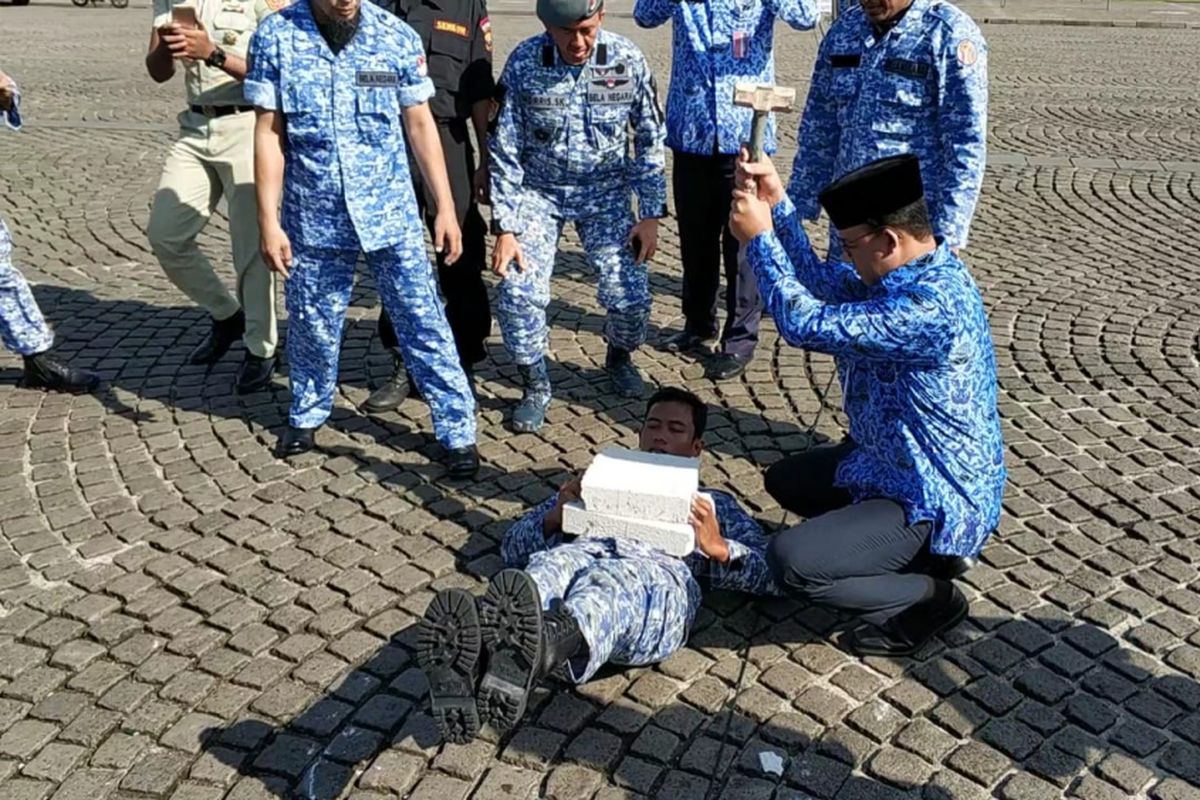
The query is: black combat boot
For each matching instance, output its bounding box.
[416,588,485,744]
[361,354,411,413]
[842,579,969,657]
[477,569,584,731]
[605,346,645,399]
[21,352,100,394]
[511,359,551,433]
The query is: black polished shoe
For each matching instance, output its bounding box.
[842,581,969,658]
[189,309,245,366]
[659,329,716,355]
[444,445,480,479]
[276,426,317,458]
[235,353,276,395]
[21,352,101,394]
[361,355,411,413]
[704,352,751,381]
[417,588,484,744]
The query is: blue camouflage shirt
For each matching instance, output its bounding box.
[745,196,1005,556]
[245,1,434,251]
[503,488,781,596]
[488,30,668,235]
[789,0,987,247]
[633,0,818,156]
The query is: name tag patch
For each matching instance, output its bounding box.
[357,71,399,87]
[434,19,469,37]
[587,89,634,105]
[525,93,570,110]
[883,58,930,79]
[831,54,861,68]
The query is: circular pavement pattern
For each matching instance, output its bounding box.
[2,8,1200,800]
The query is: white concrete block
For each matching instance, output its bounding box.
[579,447,699,524]
[562,502,698,557]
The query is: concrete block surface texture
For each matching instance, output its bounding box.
[579,447,700,524]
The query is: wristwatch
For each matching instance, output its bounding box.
[205,47,227,69]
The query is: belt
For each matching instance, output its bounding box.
[189,104,255,118]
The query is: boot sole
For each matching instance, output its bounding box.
[478,569,543,732]
[416,588,483,745]
[844,588,970,658]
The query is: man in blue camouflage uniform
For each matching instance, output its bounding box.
[791,0,987,261]
[0,69,100,395]
[246,0,480,478]
[488,0,668,433]
[732,153,1005,656]
[415,388,778,743]
[634,0,817,382]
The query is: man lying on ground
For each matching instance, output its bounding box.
[415,387,779,743]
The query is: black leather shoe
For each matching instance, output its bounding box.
[659,330,715,355]
[362,355,411,412]
[21,352,101,394]
[235,353,276,395]
[276,426,317,458]
[189,309,245,366]
[704,352,751,381]
[842,581,969,657]
[445,445,480,479]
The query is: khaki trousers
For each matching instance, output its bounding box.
[147,109,277,358]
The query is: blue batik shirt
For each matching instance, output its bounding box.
[745,196,1006,556]
[634,0,817,156]
[488,29,668,235]
[503,488,782,596]
[789,0,987,247]
[245,1,434,251]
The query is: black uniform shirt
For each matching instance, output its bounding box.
[392,0,495,121]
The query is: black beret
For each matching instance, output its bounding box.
[538,0,604,27]
[818,154,925,230]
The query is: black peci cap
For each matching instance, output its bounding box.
[818,154,925,230]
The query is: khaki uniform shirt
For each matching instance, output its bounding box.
[152,0,283,106]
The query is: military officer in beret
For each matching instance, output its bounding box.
[488,0,668,433]
[791,0,988,261]
[246,0,480,478]
[145,0,284,393]
[731,153,1005,656]
[362,0,496,412]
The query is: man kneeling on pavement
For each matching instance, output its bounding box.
[730,152,1006,657]
[416,387,779,743]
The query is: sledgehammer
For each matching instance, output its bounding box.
[733,83,797,164]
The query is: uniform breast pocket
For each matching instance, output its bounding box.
[355,89,400,145]
[588,105,629,153]
[871,74,932,138]
[212,9,252,52]
[281,83,327,144]
[429,28,471,88]
[524,109,563,149]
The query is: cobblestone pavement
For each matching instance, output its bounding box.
[2,7,1200,800]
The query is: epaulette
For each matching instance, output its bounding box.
[596,42,608,65]
[542,45,554,66]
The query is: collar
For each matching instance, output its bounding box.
[297,0,380,60]
[863,0,930,43]
[539,30,610,68]
[875,239,949,292]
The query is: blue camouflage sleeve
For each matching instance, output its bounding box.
[244,22,282,110]
[393,22,437,107]
[788,34,838,219]
[630,53,668,220]
[766,0,819,31]
[745,232,960,363]
[702,492,781,596]
[933,20,987,247]
[488,53,527,234]
[632,0,674,28]
[501,496,563,568]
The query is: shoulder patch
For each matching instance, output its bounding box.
[265,0,291,11]
[956,40,978,67]
[480,16,493,52]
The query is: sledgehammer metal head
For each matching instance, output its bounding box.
[733,83,797,163]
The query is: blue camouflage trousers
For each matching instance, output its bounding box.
[0,216,54,357]
[496,190,651,365]
[285,237,477,449]
[525,539,701,684]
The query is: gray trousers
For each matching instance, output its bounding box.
[764,442,936,626]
